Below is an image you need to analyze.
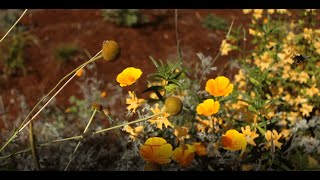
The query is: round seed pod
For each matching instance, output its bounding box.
[102,40,120,61]
[91,102,103,111]
[164,96,183,116]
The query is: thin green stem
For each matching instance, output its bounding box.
[29,122,40,170]
[199,19,234,85]
[64,109,98,171]
[93,113,158,135]
[0,9,28,43]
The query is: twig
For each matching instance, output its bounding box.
[29,122,40,170]
[0,9,28,43]
[175,9,182,61]
[199,19,234,85]
[64,109,98,171]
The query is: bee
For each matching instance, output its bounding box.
[292,54,309,64]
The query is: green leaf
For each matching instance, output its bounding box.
[142,86,164,93]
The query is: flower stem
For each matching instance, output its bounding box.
[199,19,234,85]
[64,109,98,171]
[0,9,28,44]
[29,122,40,170]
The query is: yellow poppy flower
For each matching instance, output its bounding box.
[196,99,220,116]
[116,67,142,87]
[205,76,233,97]
[172,144,195,167]
[221,129,247,151]
[140,137,173,165]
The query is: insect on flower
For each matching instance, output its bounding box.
[292,54,309,64]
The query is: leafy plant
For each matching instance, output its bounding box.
[202,13,228,31]
[101,9,148,27]
[54,43,79,63]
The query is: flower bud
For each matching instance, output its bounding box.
[164,96,183,116]
[102,40,120,61]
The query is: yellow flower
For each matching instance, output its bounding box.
[280,129,291,140]
[249,28,263,37]
[221,129,247,151]
[252,9,263,19]
[196,99,220,116]
[126,91,145,113]
[297,71,309,84]
[303,28,313,43]
[314,41,320,55]
[242,164,253,171]
[267,9,275,14]
[192,142,207,156]
[123,125,143,141]
[172,144,195,167]
[294,95,307,106]
[195,116,214,133]
[116,67,142,87]
[242,9,252,14]
[276,9,291,15]
[241,126,259,146]
[140,137,173,165]
[100,91,107,98]
[301,103,313,117]
[287,111,299,124]
[220,40,232,56]
[234,69,245,82]
[205,76,233,97]
[148,103,173,130]
[265,130,282,150]
[306,84,320,97]
[254,51,273,71]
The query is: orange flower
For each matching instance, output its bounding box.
[126,91,145,113]
[196,99,220,116]
[140,137,173,165]
[100,91,107,98]
[172,144,195,167]
[221,129,247,151]
[116,67,142,87]
[192,142,207,156]
[148,103,173,130]
[205,76,233,97]
[76,68,84,77]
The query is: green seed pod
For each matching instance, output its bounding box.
[102,40,120,61]
[164,96,183,116]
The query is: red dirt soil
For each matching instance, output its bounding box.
[0,9,250,130]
